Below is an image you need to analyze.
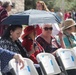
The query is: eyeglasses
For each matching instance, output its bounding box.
[44,27,53,31]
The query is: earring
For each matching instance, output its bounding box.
[10,33,12,38]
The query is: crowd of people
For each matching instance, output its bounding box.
[0,0,76,75]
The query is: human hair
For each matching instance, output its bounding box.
[2,1,10,8]
[2,25,22,39]
[2,1,12,8]
[63,27,74,35]
[36,0,49,11]
[0,1,3,6]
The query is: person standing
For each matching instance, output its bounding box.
[56,9,63,22]
[0,0,3,6]
[0,0,12,36]
[36,0,49,11]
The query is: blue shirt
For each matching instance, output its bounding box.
[0,48,15,73]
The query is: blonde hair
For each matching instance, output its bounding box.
[36,0,49,11]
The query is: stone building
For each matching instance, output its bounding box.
[9,0,25,15]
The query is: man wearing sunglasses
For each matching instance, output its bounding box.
[36,24,65,54]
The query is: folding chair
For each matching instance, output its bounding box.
[56,48,76,75]
[36,53,61,75]
[72,47,76,56]
[9,58,39,75]
[0,72,2,75]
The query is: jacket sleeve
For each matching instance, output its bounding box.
[0,48,15,72]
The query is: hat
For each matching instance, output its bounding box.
[22,26,35,39]
[0,0,3,2]
[3,0,12,6]
[62,19,76,30]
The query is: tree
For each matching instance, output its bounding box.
[24,0,76,11]
[54,0,76,11]
[25,0,37,10]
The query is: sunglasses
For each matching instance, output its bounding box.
[44,27,53,31]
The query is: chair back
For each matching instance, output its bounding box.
[56,48,76,70]
[9,58,39,75]
[36,53,61,75]
[0,72,2,75]
[72,47,76,56]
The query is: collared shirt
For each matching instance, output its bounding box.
[36,36,61,53]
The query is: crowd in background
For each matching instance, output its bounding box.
[0,0,76,75]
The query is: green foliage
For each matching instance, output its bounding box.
[25,0,76,11]
[53,0,76,11]
[25,0,37,10]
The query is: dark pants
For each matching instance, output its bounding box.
[67,69,76,75]
[2,68,16,75]
[36,67,42,75]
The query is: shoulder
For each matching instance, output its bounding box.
[0,39,12,44]
[0,7,7,14]
[0,6,3,11]
[72,32,76,36]
[72,32,76,39]
[36,35,42,41]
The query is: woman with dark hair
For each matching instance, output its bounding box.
[0,25,28,57]
[0,25,28,75]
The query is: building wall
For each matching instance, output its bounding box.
[9,0,25,15]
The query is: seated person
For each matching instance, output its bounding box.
[0,25,28,57]
[61,19,76,48]
[22,26,43,75]
[36,23,65,54]
[22,26,44,64]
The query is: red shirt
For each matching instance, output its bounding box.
[22,37,43,63]
[0,6,8,36]
[64,13,70,20]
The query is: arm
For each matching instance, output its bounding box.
[13,54,24,69]
[0,8,8,22]
[58,31,65,48]
[0,48,24,72]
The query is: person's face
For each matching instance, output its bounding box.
[36,3,43,10]
[10,28,22,41]
[42,24,53,36]
[7,5,12,12]
[29,31,36,40]
[0,2,2,6]
[71,26,76,32]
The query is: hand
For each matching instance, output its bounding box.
[58,31,63,38]
[13,54,24,69]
